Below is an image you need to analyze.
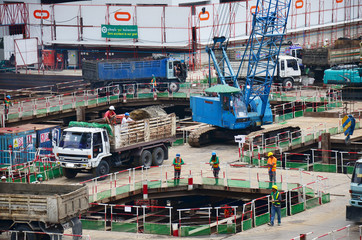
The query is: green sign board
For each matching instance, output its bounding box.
[101,25,138,39]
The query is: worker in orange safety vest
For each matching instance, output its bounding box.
[267,152,277,187]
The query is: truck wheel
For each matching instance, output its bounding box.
[168,82,180,93]
[282,78,294,91]
[63,168,78,179]
[137,150,152,167]
[152,147,164,166]
[93,160,110,179]
[157,84,167,92]
[11,225,35,240]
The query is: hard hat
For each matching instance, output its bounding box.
[272,185,278,190]
[125,112,130,116]
[109,106,115,111]
[1,176,6,180]
[176,153,180,157]
[212,152,216,156]
[152,74,154,76]
[268,152,273,157]
[6,95,11,99]
[37,174,43,179]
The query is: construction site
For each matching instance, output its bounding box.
[0,0,361,239]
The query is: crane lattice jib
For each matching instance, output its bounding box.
[240,0,292,116]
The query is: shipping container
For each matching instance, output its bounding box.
[0,124,60,166]
[25,124,61,159]
[0,126,36,166]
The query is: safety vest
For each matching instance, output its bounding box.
[151,77,157,86]
[174,158,182,170]
[268,156,277,172]
[271,191,281,206]
[4,98,10,107]
[210,157,219,168]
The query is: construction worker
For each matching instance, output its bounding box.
[3,95,12,116]
[151,74,157,92]
[209,152,220,184]
[173,153,184,185]
[268,185,282,226]
[1,176,6,182]
[224,204,234,218]
[104,106,117,125]
[121,112,134,127]
[267,152,277,187]
[33,174,44,184]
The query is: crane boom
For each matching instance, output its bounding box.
[206,37,240,89]
[190,0,292,132]
[238,0,292,118]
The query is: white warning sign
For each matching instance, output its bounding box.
[13,137,23,148]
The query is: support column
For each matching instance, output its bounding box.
[321,133,331,164]
[76,106,86,122]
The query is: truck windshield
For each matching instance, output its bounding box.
[352,163,362,184]
[232,95,248,118]
[295,49,302,59]
[59,132,91,149]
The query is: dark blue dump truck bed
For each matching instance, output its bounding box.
[83,58,168,81]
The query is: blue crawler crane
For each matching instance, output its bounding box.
[189,0,294,147]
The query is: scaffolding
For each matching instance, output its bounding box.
[0,1,360,70]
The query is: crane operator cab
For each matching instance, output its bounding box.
[191,91,273,130]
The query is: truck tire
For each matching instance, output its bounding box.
[11,225,35,240]
[137,150,152,167]
[168,82,180,93]
[63,168,78,179]
[282,78,294,91]
[152,147,164,166]
[156,84,167,92]
[93,160,110,179]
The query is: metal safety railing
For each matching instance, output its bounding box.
[1,82,345,127]
[81,167,331,237]
[0,82,208,125]
[80,160,330,205]
[311,225,351,240]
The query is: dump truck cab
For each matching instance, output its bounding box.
[54,127,111,177]
[346,159,362,222]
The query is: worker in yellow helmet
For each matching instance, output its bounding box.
[268,185,282,226]
[267,152,277,188]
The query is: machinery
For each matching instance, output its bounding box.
[323,65,362,100]
[0,182,88,240]
[302,39,361,81]
[189,0,293,147]
[346,158,362,222]
[53,114,176,178]
[82,57,187,94]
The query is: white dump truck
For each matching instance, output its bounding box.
[0,182,88,240]
[53,113,176,178]
[232,55,302,89]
